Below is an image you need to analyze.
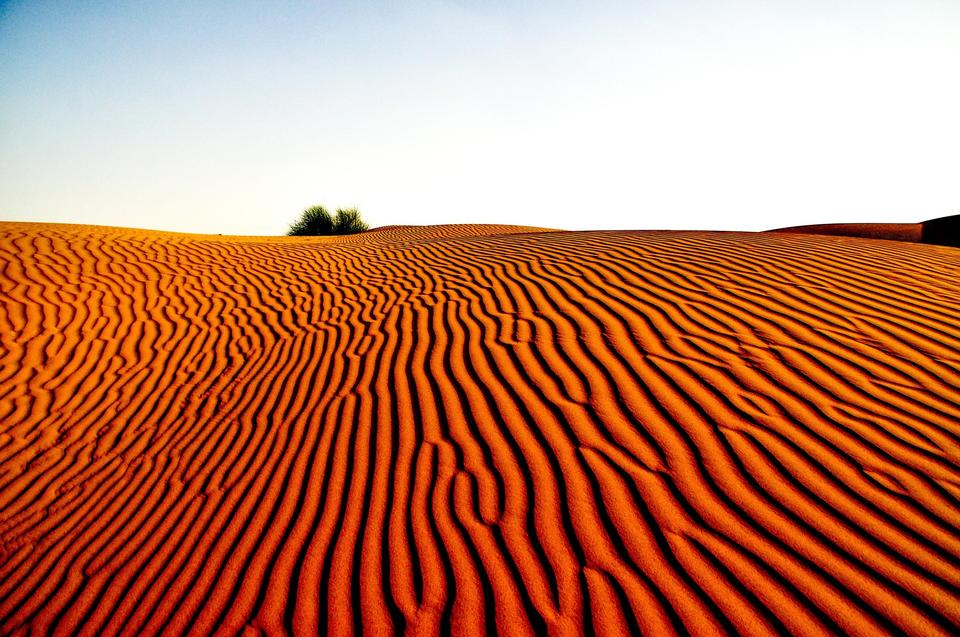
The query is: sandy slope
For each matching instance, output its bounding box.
[1,222,960,636]
[768,222,924,243]
[769,215,960,247]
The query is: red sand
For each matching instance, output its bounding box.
[1,222,959,635]
[769,222,924,242]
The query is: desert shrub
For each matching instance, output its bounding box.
[287,205,369,236]
[333,207,369,234]
[288,205,334,236]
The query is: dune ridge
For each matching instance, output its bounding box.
[1,222,960,635]
[769,213,960,247]
[767,222,923,243]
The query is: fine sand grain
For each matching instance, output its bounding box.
[1,222,959,635]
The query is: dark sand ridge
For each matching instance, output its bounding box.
[769,213,960,247]
[1,222,959,635]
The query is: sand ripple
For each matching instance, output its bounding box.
[1,223,959,635]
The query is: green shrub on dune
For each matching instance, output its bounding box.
[332,207,368,234]
[288,205,368,236]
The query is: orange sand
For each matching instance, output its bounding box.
[1,222,959,635]
[769,222,924,243]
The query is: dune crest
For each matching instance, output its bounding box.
[769,213,960,247]
[1,223,959,635]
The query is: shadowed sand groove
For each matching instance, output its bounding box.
[2,222,960,636]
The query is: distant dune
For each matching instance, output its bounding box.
[769,213,960,247]
[1,222,959,635]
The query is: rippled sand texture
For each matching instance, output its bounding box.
[2,223,960,636]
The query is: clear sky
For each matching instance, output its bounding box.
[2,1,959,235]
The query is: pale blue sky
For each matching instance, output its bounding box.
[2,1,959,234]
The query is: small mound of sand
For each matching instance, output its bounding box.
[769,213,960,247]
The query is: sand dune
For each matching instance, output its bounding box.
[769,214,960,247]
[768,222,924,243]
[1,222,960,635]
